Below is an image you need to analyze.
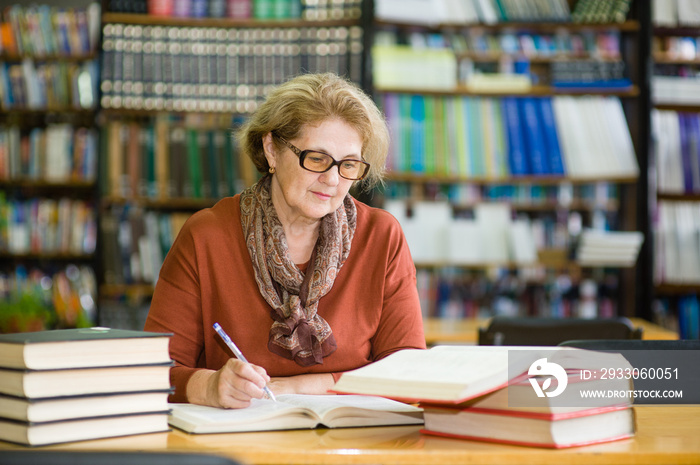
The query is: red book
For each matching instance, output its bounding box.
[421,404,635,449]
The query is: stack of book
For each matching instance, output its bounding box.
[0,327,173,446]
[574,229,644,268]
[332,345,636,449]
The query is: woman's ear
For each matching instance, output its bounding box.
[262,132,276,170]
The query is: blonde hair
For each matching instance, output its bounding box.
[236,73,389,189]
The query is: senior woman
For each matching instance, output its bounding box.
[144,73,425,409]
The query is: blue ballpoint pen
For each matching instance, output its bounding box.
[213,322,277,402]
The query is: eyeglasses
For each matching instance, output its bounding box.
[272,133,370,181]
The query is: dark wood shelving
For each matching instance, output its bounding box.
[100,283,155,299]
[658,192,700,202]
[655,283,700,296]
[0,251,94,261]
[102,196,219,210]
[375,19,640,33]
[374,85,640,98]
[0,107,98,115]
[0,52,99,62]
[0,180,96,189]
[386,172,639,185]
[654,104,700,112]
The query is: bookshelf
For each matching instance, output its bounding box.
[0,2,102,332]
[368,0,650,322]
[95,1,369,328]
[649,6,700,338]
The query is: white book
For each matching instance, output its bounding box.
[552,97,585,178]
[447,219,482,264]
[475,203,510,263]
[603,97,639,177]
[653,0,678,26]
[473,0,499,23]
[677,0,700,26]
[375,0,446,25]
[169,395,423,434]
[508,218,538,264]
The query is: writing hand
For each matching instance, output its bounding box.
[207,358,273,409]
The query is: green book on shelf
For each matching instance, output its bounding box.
[224,130,237,196]
[186,128,203,199]
[399,94,412,173]
[254,0,275,19]
[432,96,446,176]
[454,97,469,177]
[468,98,485,177]
[491,99,509,178]
[424,95,436,175]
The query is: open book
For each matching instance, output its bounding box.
[331,345,632,404]
[169,394,423,433]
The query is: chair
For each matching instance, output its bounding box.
[0,451,243,465]
[477,316,643,346]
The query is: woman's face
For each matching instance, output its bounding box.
[264,118,363,224]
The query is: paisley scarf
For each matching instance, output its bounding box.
[239,176,356,366]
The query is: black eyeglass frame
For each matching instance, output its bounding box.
[272,133,371,181]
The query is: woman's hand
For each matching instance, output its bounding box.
[187,358,271,408]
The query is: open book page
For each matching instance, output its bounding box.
[169,400,317,433]
[278,394,423,428]
[168,394,423,433]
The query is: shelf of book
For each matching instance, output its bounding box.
[0,2,103,331]
[653,55,700,66]
[385,173,639,186]
[657,193,700,202]
[0,252,95,261]
[0,180,96,189]
[102,12,362,28]
[371,1,648,319]
[654,104,700,112]
[413,248,573,271]
[102,196,218,210]
[374,85,640,97]
[651,9,700,333]
[374,19,641,33]
[445,200,619,213]
[100,283,155,300]
[1,108,98,115]
[655,283,700,296]
[456,52,626,63]
[0,52,99,62]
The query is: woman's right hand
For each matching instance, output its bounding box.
[187,358,272,408]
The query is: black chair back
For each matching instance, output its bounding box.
[478,316,643,346]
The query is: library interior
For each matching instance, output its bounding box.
[0,0,699,462]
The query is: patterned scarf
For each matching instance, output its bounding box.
[239,176,357,366]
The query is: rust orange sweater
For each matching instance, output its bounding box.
[144,195,426,402]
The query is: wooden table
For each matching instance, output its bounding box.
[0,406,698,465]
[423,317,679,346]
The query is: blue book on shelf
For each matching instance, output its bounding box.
[517,97,549,175]
[552,79,633,91]
[398,95,412,173]
[679,113,694,194]
[690,113,700,193]
[409,95,426,174]
[537,97,566,175]
[502,97,529,176]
